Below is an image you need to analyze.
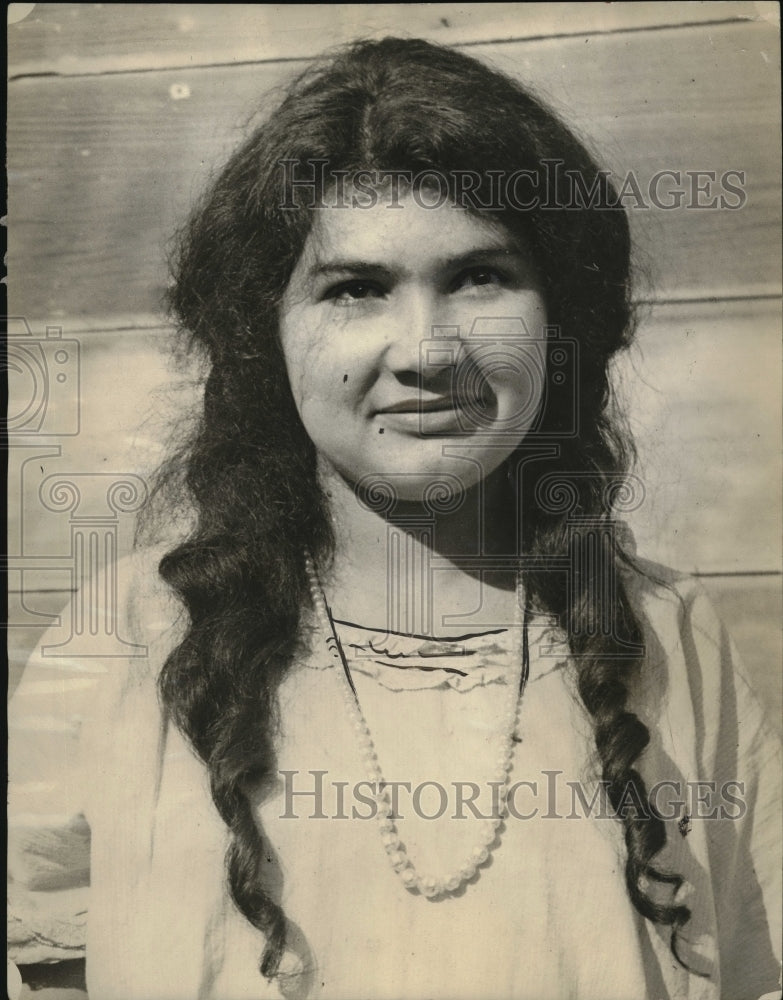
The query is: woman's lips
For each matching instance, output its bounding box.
[375,396,492,432]
[379,397,460,414]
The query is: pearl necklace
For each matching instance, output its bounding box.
[304,552,530,899]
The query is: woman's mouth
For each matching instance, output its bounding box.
[375,394,495,433]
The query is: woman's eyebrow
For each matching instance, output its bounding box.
[309,260,395,278]
[308,247,527,279]
[442,247,528,269]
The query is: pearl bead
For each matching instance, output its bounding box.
[381,832,400,849]
[471,846,489,865]
[400,868,417,887]
[479,822,497,846]
[420,877,441,898]
[459,862,477,881]
[445,874,462,892]
[388,851,408,871]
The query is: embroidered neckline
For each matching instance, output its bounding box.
[302,614,568,692]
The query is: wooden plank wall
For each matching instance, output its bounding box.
[8,4,781,717]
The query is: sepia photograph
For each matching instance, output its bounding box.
[7,4,782,999]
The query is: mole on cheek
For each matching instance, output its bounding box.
[379,428,384,434]
[343,374,348,383]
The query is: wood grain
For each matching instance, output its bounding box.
[8,19,781,323]
[8,2,772,76]
[621,296,782,574]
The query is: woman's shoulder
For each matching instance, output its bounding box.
[118,543,185,635]
[621,554,719,641]
[620,552,780,763]
[44,542,189,686]
[620,553,735,685]
[104,544,187,680]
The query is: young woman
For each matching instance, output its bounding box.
[9,37,781,1000]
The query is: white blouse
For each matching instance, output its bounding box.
[7,548,782,1000]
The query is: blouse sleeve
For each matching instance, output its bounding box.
[670,581,782,999]
[7,611,100,964]
[7,546,178,969]
[692,591,783,999]
[626,561,781,998]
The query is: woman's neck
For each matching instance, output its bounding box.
[318,461,520,636]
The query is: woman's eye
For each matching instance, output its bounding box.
[326,280,385,304]
[452,268,505,293]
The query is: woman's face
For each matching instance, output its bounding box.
[279,191,549,500]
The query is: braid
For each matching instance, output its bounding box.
[224,797,286,978]
[526,518,693,968]
[569,567,691,934]
[155,364,333,979]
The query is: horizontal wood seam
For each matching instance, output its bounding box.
[7,16,760,84]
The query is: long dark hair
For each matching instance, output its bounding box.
[153,37,692,981]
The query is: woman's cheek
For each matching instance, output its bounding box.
[282,315,335,404]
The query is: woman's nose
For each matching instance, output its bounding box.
[382,286,455,379]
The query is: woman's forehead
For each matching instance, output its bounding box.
[301,191,529,270]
